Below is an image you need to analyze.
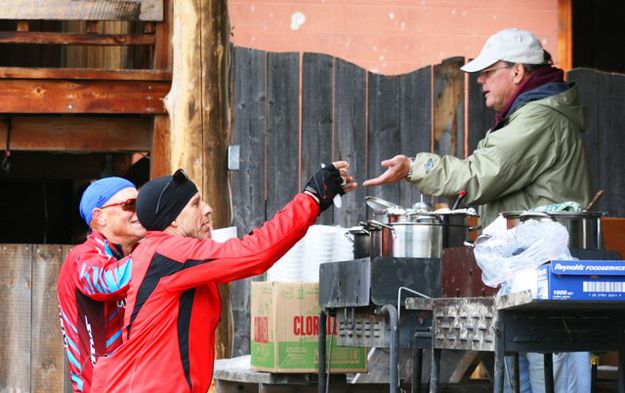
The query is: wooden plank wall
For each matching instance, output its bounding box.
[229,47,437,355]
[0,244,72,392]
[231,47,447,230]
[568,69,625,216]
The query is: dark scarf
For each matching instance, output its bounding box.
[493,66,565,130]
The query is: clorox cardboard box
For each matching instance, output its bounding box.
[537,260,625,300]
[250,281,367,373]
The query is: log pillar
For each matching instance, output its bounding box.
[164,0,232,360]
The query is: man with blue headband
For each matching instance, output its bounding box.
[57,177,146,393]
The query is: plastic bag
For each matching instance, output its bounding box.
[474,220,571,288]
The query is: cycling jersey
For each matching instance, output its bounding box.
[57,231,132,392]
[91,193,318,392]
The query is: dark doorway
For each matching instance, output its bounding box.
[573,0,625,73]
[0,151,149,244]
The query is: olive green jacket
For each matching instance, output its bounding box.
[407,85,592,226]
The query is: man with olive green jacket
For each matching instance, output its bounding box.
[405,83,591,226]
[364,29,591,228]
[365,28,592,393]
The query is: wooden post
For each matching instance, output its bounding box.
[164,0,232,360]
[557,0,573,72]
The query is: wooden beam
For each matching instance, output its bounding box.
[0,116,151,152]
[0,32,156,46]
[0,67,171,81]
[0,79,168,114]
[150,115,171,177]
[153,0,173,70]
[0,0,163,22]
[558,0,573,72]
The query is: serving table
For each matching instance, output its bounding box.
[406,291,625,393]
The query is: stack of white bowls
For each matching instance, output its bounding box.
[333,228,355,262]
[267,225,357,283]
[211,226,238,243]
[302,225,340,282]
[267,239,305,282]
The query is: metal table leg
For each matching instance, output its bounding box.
[591,354,597,393]
[619,348,625,393]
[512,353,520,393]
[318,309,327,393]
[381,305,399,393]
[544,353,555,393]
[429,348,440,393]
[412,348,423,393]
[493,319,504,393]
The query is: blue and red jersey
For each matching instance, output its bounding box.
[57,231,132,392]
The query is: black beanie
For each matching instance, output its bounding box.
[136,173,198,231]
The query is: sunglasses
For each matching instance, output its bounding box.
[100,198,136,212]
[155,168,190,215]
[478,64,512,78]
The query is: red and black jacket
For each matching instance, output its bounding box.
[91,193,319,392]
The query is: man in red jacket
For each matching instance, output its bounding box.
[91,163,355,392]
[57,177,146,392]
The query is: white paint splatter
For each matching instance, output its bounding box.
[290,11,306,30]
[400,22,406,31]
[389,12,395,20]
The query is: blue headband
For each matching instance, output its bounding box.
[79,177,136,227]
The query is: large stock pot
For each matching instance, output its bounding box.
[369,211,476,258]
[502,211,605,250]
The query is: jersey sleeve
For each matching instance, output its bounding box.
[159,193,319,292]
[70,246,132,301]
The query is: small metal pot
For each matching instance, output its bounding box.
[437,212,477,248]
[345,226,372,259]
[502,211,605,250]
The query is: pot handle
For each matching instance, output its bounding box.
[468,225,482,232]
[415,214,443,223]
[519,211,556,222]
[368,219,394,229]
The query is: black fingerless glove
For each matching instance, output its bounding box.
[304,163,344,213]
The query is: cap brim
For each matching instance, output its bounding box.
[460,55,499,73]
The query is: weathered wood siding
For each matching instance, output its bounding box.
[568,68,625,216]
[0,0,163,21]
[0,244,72,392]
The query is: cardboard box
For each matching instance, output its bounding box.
[537,260,625,300]
[250,281,367,373]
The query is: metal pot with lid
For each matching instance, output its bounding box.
[502,210,605,250]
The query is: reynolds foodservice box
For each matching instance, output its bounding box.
[537,260,625,300]
[250,281,367,373]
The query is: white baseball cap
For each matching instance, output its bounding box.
[461,28,545,73]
